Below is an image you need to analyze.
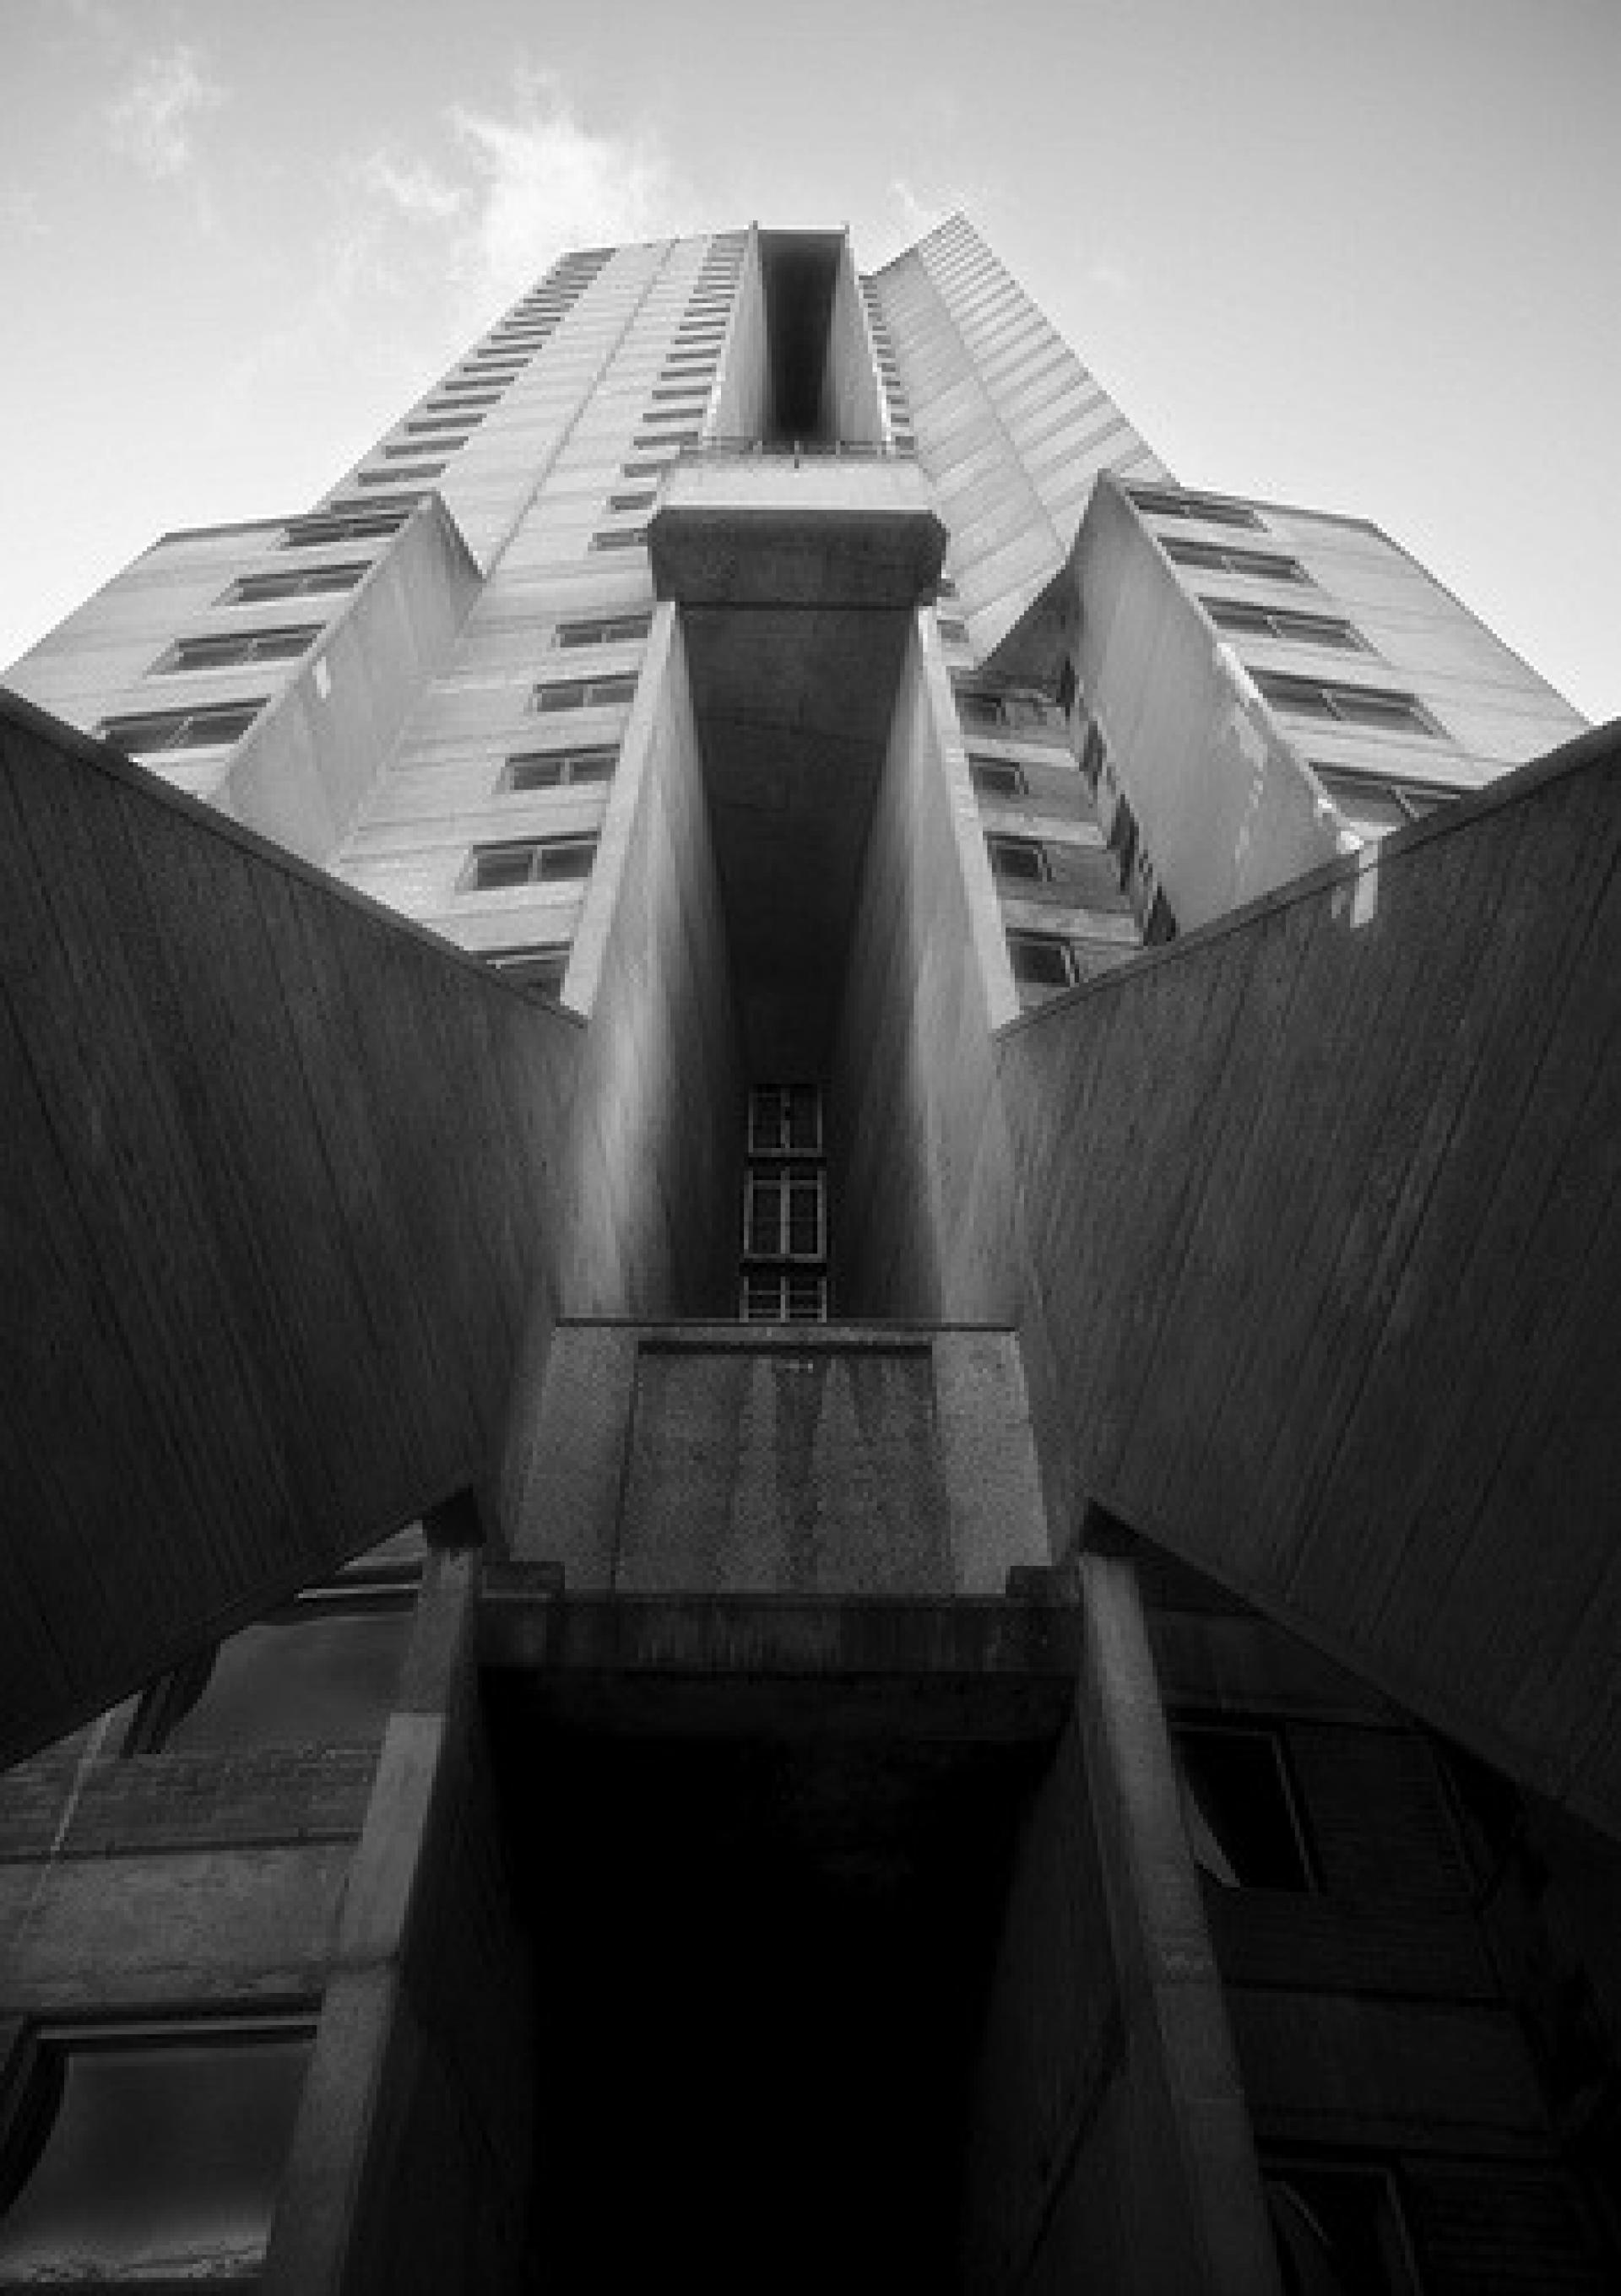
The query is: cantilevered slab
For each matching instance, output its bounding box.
[648,450,946,1074]
[0,691,580,1767]
[1000,721,1621,1833]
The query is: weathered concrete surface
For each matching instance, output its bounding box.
[507,1323,1050,1595]
[0,693,578,1766]
[1000,718,1621,1834]
[963,1557,1278,2294]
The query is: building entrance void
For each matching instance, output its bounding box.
[489,1651,1054,2293]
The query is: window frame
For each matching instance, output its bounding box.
[464,835,599,893]
[502,746,618,793]
[1255,671,1445,738]
[97,702,265,758]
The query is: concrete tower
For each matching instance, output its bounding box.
[1,218,1617,2293]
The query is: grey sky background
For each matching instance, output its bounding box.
[3,0,1616,719]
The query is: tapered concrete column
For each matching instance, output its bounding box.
[263,1519,485,2296]
[1075,1550,1281,2294]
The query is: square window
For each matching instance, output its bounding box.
[1264,2159,1421,2295]
[1006,931,1074,989]
[987,833,1048,883]
[1173,1721,1316,1891]
[970,758,1026,800]
[747,1084,822,1156]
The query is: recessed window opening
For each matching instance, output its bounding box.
[556,615,651,649]
[1263,2159,1422,2296]
[505,746,617,791]
[467,836,599,891]
[987,833,1048,884]
[223,565,365,605]
[98,702,263,756]
[533,674,637,713]
[0,2020,315,2282]
[1316,769,1456,840]
[1172,1721,1316,1891]
[485,945,569,997]
[281,510,407,548]
[1006,930,1075,990]
[1163,539,1309,582]
[1130,486,1263,531]
[1255,674,1443,736]
[970,758,1026,800]
[1206,599,1367,651]
[748,1083,822,1156]
[155,626,320,673]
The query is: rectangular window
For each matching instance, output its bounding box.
[606,490,656,514]
[748,1084,822,1156]
[970,757,1026,800]
[1255,672,1443,736]
[355,463,442,485]
[634,430,698,452]
[556,615,650,649]
[0,2019,315,2281]
[222,564,366,605]
[504,746,617,791]
[532,674,637,713]
[1163,538,1309,582]
[98,702,263,756]
[740,1272,827,1324]
[987,832,1048,883]
[589,528,647,551]
[743,1167,826,1261]
[155,625,320,673]
[938,617,970,645]
[1264,2159,1421,2294]
[640,406,706,426]
[957,688,1061,733]
[1315,768,1456,841]
[621,458,668,479]
[1172,1721,1316,1891]
[281,511,408,548]
[1129,485,1263,531]
[485,945,568,997]
[466,836,599,891]
[1206,598,1367,651]
[406,414,485,436]
[1006,930,1075,989]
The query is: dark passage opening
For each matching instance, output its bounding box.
[491,1698,1047,2294]
[758,231,843,447]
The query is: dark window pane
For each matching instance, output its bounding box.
[1174,1724,1315,1890]
[1007,933,1072,988]
[0,2030,311,2279]
[164,1602,411,1751]
[472,846,536,890]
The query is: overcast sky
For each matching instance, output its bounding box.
[3,0,1616,720]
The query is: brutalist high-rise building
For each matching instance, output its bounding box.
[2,217,1618,2293]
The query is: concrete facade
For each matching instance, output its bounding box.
[2,214,1618,2292]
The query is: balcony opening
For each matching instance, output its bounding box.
[756,230,884,452]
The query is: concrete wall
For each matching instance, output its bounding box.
[551,609,745,1320]
[829,616,1022,1319]
[508,1324,1050,1596]
[1072,481,1342,930]
[710,230,769,442]
[963,1560,1279,2295]
[3,499,481,866]
[818,237,886,448]
[869,214,1169,657]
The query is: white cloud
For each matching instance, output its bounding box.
[354,151,469,227]
[106,43,225,181]
[891,177,952,243]
[447,73,684,306]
